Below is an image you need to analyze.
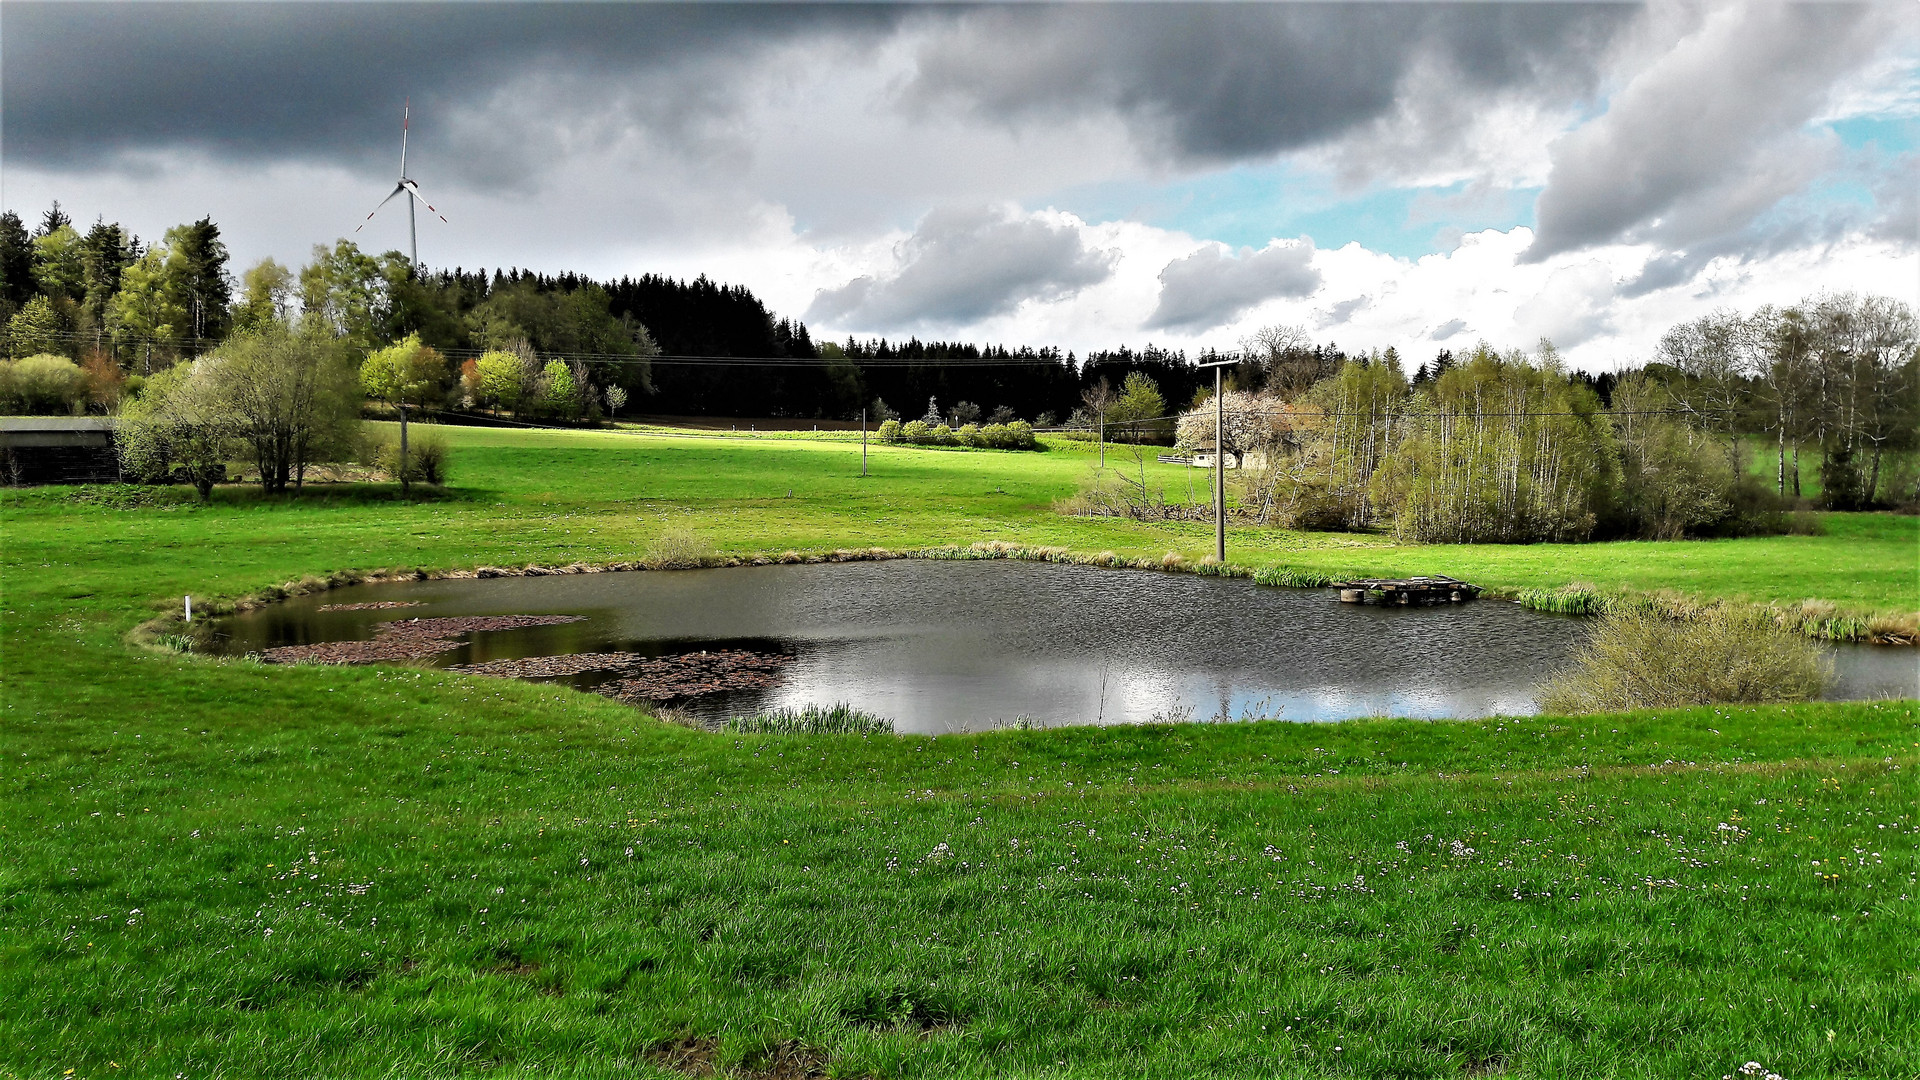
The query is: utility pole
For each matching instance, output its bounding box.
[1199,358,1236,563]
[861,408,868,477]
[398,402,410,496]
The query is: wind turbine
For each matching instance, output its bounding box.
[357,100,447,270]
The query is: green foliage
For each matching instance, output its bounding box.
[162,217,232,341]
[6,295,69,359]
[1107,370,1168,442]
[113,360,242,500]
[722,702,895,734]
[300,240,388,350]
[78,221,132,330]
[375,426,452,486]
[473,347,529,411]
[31,223,85,300]
[1250,564,1341,588]
[885,418,1036,451]
[217,325,364,492]
[1538,605,1833,713]
[0,353,85,413]
[0,210,33,309]
[1259,357,1408,530]
[106,244,187,367]
[1377,345,1619,543]
[360,332,448,408]
[1515,584,1611,616]
[541,359,578,417]
[230,258,295,333]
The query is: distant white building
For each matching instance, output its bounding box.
[1186,441,1264,470]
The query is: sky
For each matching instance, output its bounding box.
[3,1,1915,371]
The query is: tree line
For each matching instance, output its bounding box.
[1158,294,1917,543]
[0,202,1266,427]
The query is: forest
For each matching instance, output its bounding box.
[0,203,1220,425]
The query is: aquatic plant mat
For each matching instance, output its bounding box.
[257,614,584,664]
[315,600,426,612]
[455,648,795,702]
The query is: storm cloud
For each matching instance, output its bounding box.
[806,206,1115,329]
[1147,241,1321,332]
[1,2,901,176]
[907,3,1631,165]
[1526,3,1883,261]
[2,2,1908,365]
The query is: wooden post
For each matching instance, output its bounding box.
[1214,364,1225,562]
[861,408,868,477]
[398,403,412,496]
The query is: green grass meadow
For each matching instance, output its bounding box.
[3,423,1917,1078]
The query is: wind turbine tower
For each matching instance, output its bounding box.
[357,100,447,270]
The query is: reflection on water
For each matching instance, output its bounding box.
[210,560,1918,734]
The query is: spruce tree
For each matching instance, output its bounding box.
[0,211,34,311]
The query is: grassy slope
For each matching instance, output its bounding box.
[3,424,1917,1079]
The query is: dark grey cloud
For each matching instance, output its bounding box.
[1,2,901,175]
[806,205,1113,328]
[1526,4,1884,261]
[907,3,1632,165]
[6,2,1632,179]
[1147,240,1319,331]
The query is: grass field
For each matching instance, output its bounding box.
[3,423,1917,1078]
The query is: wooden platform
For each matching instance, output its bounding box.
[1334,576,1482,605]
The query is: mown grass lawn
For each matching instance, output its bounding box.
[2,423,1916,1078]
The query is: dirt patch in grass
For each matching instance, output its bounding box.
[647,1037,828,1079]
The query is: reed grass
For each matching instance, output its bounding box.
[1251,564,1342,589]
[1539,605,1834,713]
[723,702,895,735]
[641,526,716,570]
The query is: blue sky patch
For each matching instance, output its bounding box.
[1048,163,1538,260]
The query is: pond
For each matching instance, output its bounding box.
[209,560,1917,734]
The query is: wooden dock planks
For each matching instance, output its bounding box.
[1334,575,1482,605]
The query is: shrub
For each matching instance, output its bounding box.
[642,527,715,570]
[886,417,1037,450]
[3,354,86,413]
[376,427,452,486]
[1818,449,1867,511]
[1538,605,1832,713]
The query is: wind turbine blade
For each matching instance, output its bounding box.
[401,179,449,223]
[354,184,407,232]
[400,99,410,178]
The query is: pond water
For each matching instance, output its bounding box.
[209,560,1917,734]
